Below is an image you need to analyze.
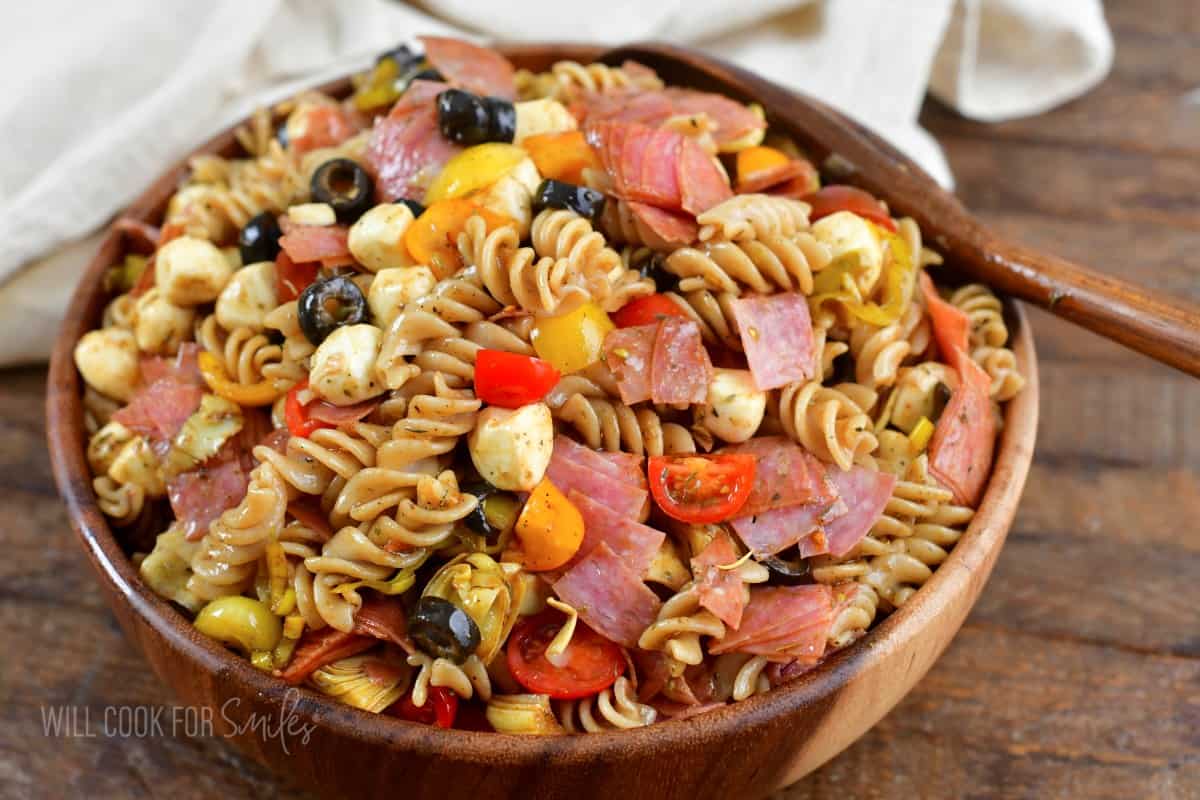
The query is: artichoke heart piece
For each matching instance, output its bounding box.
[422,553,517,665]
[486,694,563,735]
[311,655,411,714]
[139,525,202,613]
[166,393,244,475]
[644,538,690,592]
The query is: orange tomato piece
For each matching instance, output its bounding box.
[521,131,601,184]
[736,146,791,184]
[404,198,515,278]
[513,478,585,571]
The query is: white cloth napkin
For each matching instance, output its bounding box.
[0,0,1112,366]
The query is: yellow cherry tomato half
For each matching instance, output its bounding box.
[404,198,515,278]
[530,302,614,375]
[424,143,527,205]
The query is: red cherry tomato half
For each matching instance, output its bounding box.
[804,185,897,232]
[474,350,561,408]
[386,686,458,729]
[610,294,690,329]
[284,379,335,438]
[647,454,757,524]
[275,251,321,302]
[289,105,356,156]
[507,610,625,700]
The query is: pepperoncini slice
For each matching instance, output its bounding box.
[198,351,285,407]
[809,223,915,328]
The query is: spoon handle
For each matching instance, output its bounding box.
[601,42,1200,377]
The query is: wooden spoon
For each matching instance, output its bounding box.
[601,42,1200,377]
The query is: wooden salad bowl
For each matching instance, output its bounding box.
[47,43,1041,800]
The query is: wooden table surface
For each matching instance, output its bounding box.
[3,4,1198,798]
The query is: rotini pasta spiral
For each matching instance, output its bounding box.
[846,300,930,389]
[376,271,501,390]
[92,476,145,526]
[826,582,879,649]
[539,60,664,98]
[197,315,301,389]
[167,140,305,243]
[950,283,1009,349]
[556,677,657,732]
[188,462,287,601]
[362,470,478,552]
[254,424,389,501]
[638,584,725,668]
[529,208,654,311]
[263,301,316,375]
[375,372,481,472]
[811,455,973,612]
[299,524,427,631]
[778,381,879,470]
[972,345,1025,402]
[457,214,597,317]
[552,395,699,456]
[663,234,831,296]
[407,652,492,705]
[664,289,743,352]
[696,194,812,242]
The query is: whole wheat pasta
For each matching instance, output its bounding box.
[78,36,1024,733]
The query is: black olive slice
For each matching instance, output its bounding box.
[238,212,282,265]
[310,158,374,223]
[532,179,606,224]
[930,381,954,424]
[376,43,423,71]
[760,547,813,586]
[634,251,679,293]
[437,89,493,146]
[483,97,516,144]
[408,67,444,83]
[297,275,368,346]
[395,198,426,218]
[461,481,520,540]
[410,597,481,664]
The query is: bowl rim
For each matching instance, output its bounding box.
[46,44,1039,768]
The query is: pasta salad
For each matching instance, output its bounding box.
[75,36,1025,734]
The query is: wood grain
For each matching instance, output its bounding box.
[3,4,1198,799]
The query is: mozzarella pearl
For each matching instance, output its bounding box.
[134,288,195,355]
[155,236,234,306]
[695,368,767,443]
[308,323,383,405]
[513,98,577,143]
[73,328,141,402]
[348,203,417,272]
[215,261,278,331]
[812,210,883,292]
[474,157,540,238]
[468,403,553,492]
[287,203,337,227]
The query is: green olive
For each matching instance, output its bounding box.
[195,596,282,654]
